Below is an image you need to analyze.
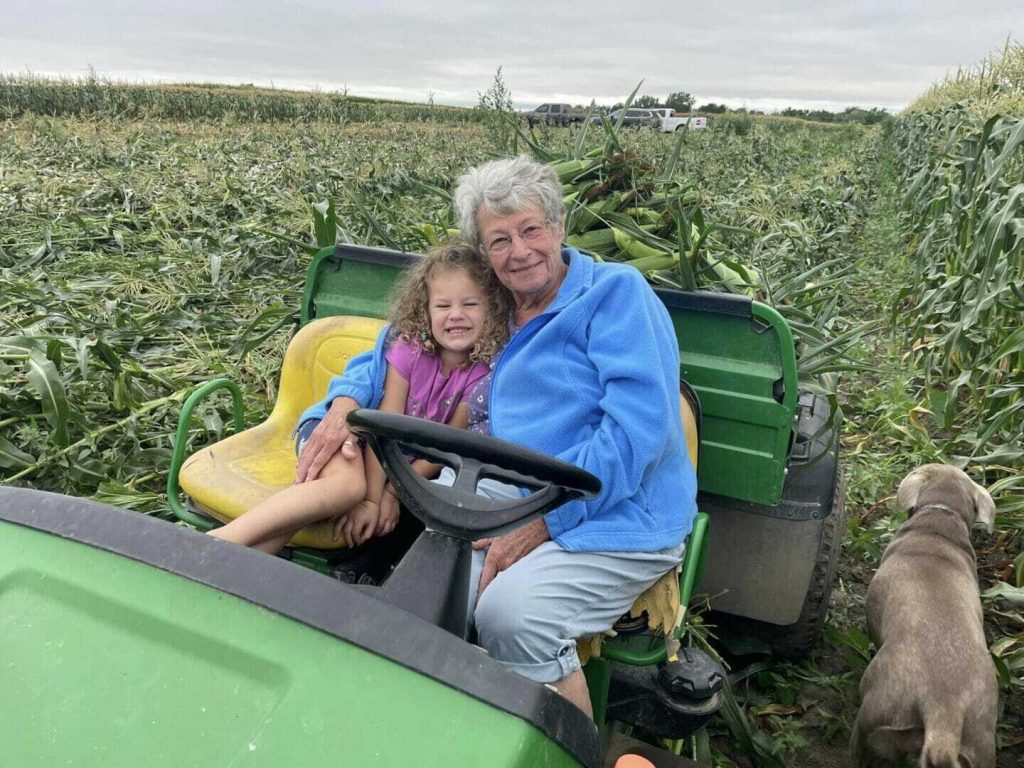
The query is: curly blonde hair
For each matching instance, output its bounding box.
[388,240,511,364]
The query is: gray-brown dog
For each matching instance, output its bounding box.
[851,464,998,768]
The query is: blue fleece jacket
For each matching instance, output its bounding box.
[490,248,696,551]
[300,248,697,552]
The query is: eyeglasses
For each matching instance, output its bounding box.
[482,221,550,257]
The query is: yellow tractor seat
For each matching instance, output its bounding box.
[179,315,386,549]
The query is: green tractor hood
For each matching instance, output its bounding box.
[0,488,598,767]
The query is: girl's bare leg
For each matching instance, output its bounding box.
[249,532,293,555]
[209,449,366,553]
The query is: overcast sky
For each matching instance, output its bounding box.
[2,1,1021,113]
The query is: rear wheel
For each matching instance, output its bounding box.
[768,467,845,657]
[715,467,846,659]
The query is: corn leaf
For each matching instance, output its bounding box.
[25,352,70,447]
[0,436,35,470]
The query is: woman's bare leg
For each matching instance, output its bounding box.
[553,669,593,718]
[209,450,366,552]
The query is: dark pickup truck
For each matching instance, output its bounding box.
[525,103,587,126]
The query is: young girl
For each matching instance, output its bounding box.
[209,241,511,553]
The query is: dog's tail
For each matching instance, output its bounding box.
[919,729,963,768]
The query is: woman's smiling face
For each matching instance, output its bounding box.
[477,203,566,310]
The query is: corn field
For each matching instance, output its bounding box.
[2,46,1024,765]
[0,73,486,124]
[891,108,1024,507]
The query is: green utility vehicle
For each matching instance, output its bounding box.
[282,244,845,656]
[0,243,843,767]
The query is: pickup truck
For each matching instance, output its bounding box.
[649,108,708,132]
[588,108,660,130]
[525,103,586,127]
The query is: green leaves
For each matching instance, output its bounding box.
[0,436,35,470]
[311,198,337,247]
[1,336,70,446]
[893,109,1024,469]
[24,352,70,446]
[983,582,1024,607]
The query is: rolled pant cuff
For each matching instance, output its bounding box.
[499,643,582,684]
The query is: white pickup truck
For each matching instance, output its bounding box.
[649,108,708,132]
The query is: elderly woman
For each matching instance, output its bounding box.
[296,156,697,716]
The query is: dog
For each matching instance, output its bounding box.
[851,464,998,768]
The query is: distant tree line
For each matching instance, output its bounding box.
[778,106,891,125]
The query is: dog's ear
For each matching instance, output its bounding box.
[896,468,928,512]
[970,478,996,534]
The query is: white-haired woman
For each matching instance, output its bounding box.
[297,156,697,716]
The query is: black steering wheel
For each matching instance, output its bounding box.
[347,410,601,541]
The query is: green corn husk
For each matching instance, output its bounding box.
[626,252,679,273]
[613,227,671,261]
[567,223,657,253]
[566,227,619,251]
[622,207,663,226]
[707,257,761,297]
[570,192,624,233]
[549,158,590,184]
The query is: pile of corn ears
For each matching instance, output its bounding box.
[550,151,761,297]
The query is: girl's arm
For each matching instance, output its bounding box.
[340,365,409,546]
[377,400,471,536]
[407,401,470,480]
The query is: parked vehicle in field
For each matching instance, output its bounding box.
[647,108,708,132]
[525,103,586,126]
[590,108,660,130]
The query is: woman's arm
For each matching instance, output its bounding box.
[294,396,361,483]
[547,271,685,534]
[364,366,411,503]
[295,327,389,483]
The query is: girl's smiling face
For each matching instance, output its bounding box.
[427,267,486,369]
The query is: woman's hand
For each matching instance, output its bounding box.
[295,397,361,483]
[473,517,550,598]
[339,499,381,547]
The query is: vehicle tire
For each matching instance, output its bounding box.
[714,466,847,659]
